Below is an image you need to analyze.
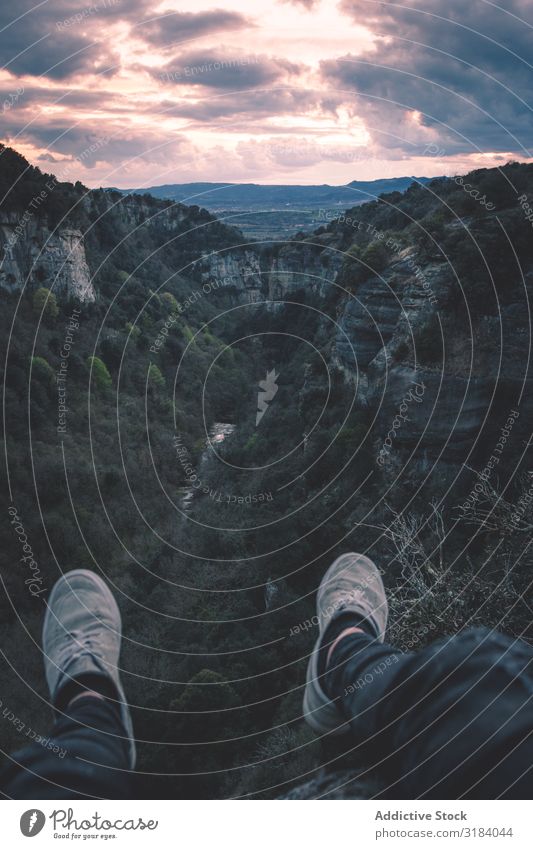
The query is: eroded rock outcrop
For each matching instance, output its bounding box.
[251,204,533,481]
[198,249,263,302]
[0,217,95,302]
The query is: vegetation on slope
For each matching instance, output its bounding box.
[1,148,532,798]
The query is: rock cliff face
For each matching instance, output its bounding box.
[334,252,448,371]
[89,175,529,489]
[2,156,531,485]
[0,215,95,302]
[262,235,344,300]
[0,185,238,304]
[198,249,263,302]
[242,183,533,485]
[101,192,192,232]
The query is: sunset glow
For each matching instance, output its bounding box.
[1,1,532,187]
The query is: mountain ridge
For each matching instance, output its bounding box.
[110,176,436,239]
[115,176,435,209]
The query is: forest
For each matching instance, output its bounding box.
[1,146,532,797]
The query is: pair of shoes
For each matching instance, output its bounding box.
[302,553,388,736]
[43,570,136,769]
[43,553,386,765]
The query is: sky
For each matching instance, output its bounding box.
[0,0,532,188]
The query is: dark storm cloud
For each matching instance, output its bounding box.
[2,119,115,159]
[0,0,149,79]
[154,49,301,89]
[160,89,322,123]
[0,83,124,111]
[325,0,533,154]
[2,114,186,170]
[136,9,253,49]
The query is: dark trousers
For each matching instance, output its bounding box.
[2,627,532,799]
[0,696,132,799]
[325,626,533,798]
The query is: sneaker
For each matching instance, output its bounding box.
[303,553,388,735]
[43,569,136,768]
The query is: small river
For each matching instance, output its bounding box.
[178,422,235,512]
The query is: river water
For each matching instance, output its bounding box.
[178,422,235,512]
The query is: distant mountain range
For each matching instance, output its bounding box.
[110,176,436,239]
[119,176,435,211]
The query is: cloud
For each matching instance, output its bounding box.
[153,49,301,90]
[2,113,191,186]
[236,136,370,169]
[161,89,322,123]
[0,83,125,111]
[0,0,145,79]
[136,8,254,49]
[0,4,254,81]
[278,0,319,8]
[326,0,533,155]
[3,0,531,186]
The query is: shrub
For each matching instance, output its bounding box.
[170,669,241,741]
[361,240,391,272]
[33,287,58,319]
[339,240,392,291]
[148,363,165,387]
[161,292,178,311]
[31,355,54,386]
[244,432,258,452]
[87,355,112,390]
[125,321,141,341]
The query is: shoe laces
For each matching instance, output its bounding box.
[58,628,108,674]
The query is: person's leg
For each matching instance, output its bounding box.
[303,552,390,736]
[325,626,533,799]
[1,569,136,799]
[303,553,533,799]
[1,691,132,799]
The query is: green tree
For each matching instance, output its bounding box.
[182,325,194,343]
[161,291,178,312]
[361,239,391,272]
[87,356,112,390]
[148,363,165,387]
[170,670,241,741]
[33,287,58,319]
[125,321,141,341]
[31,355,55,386]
